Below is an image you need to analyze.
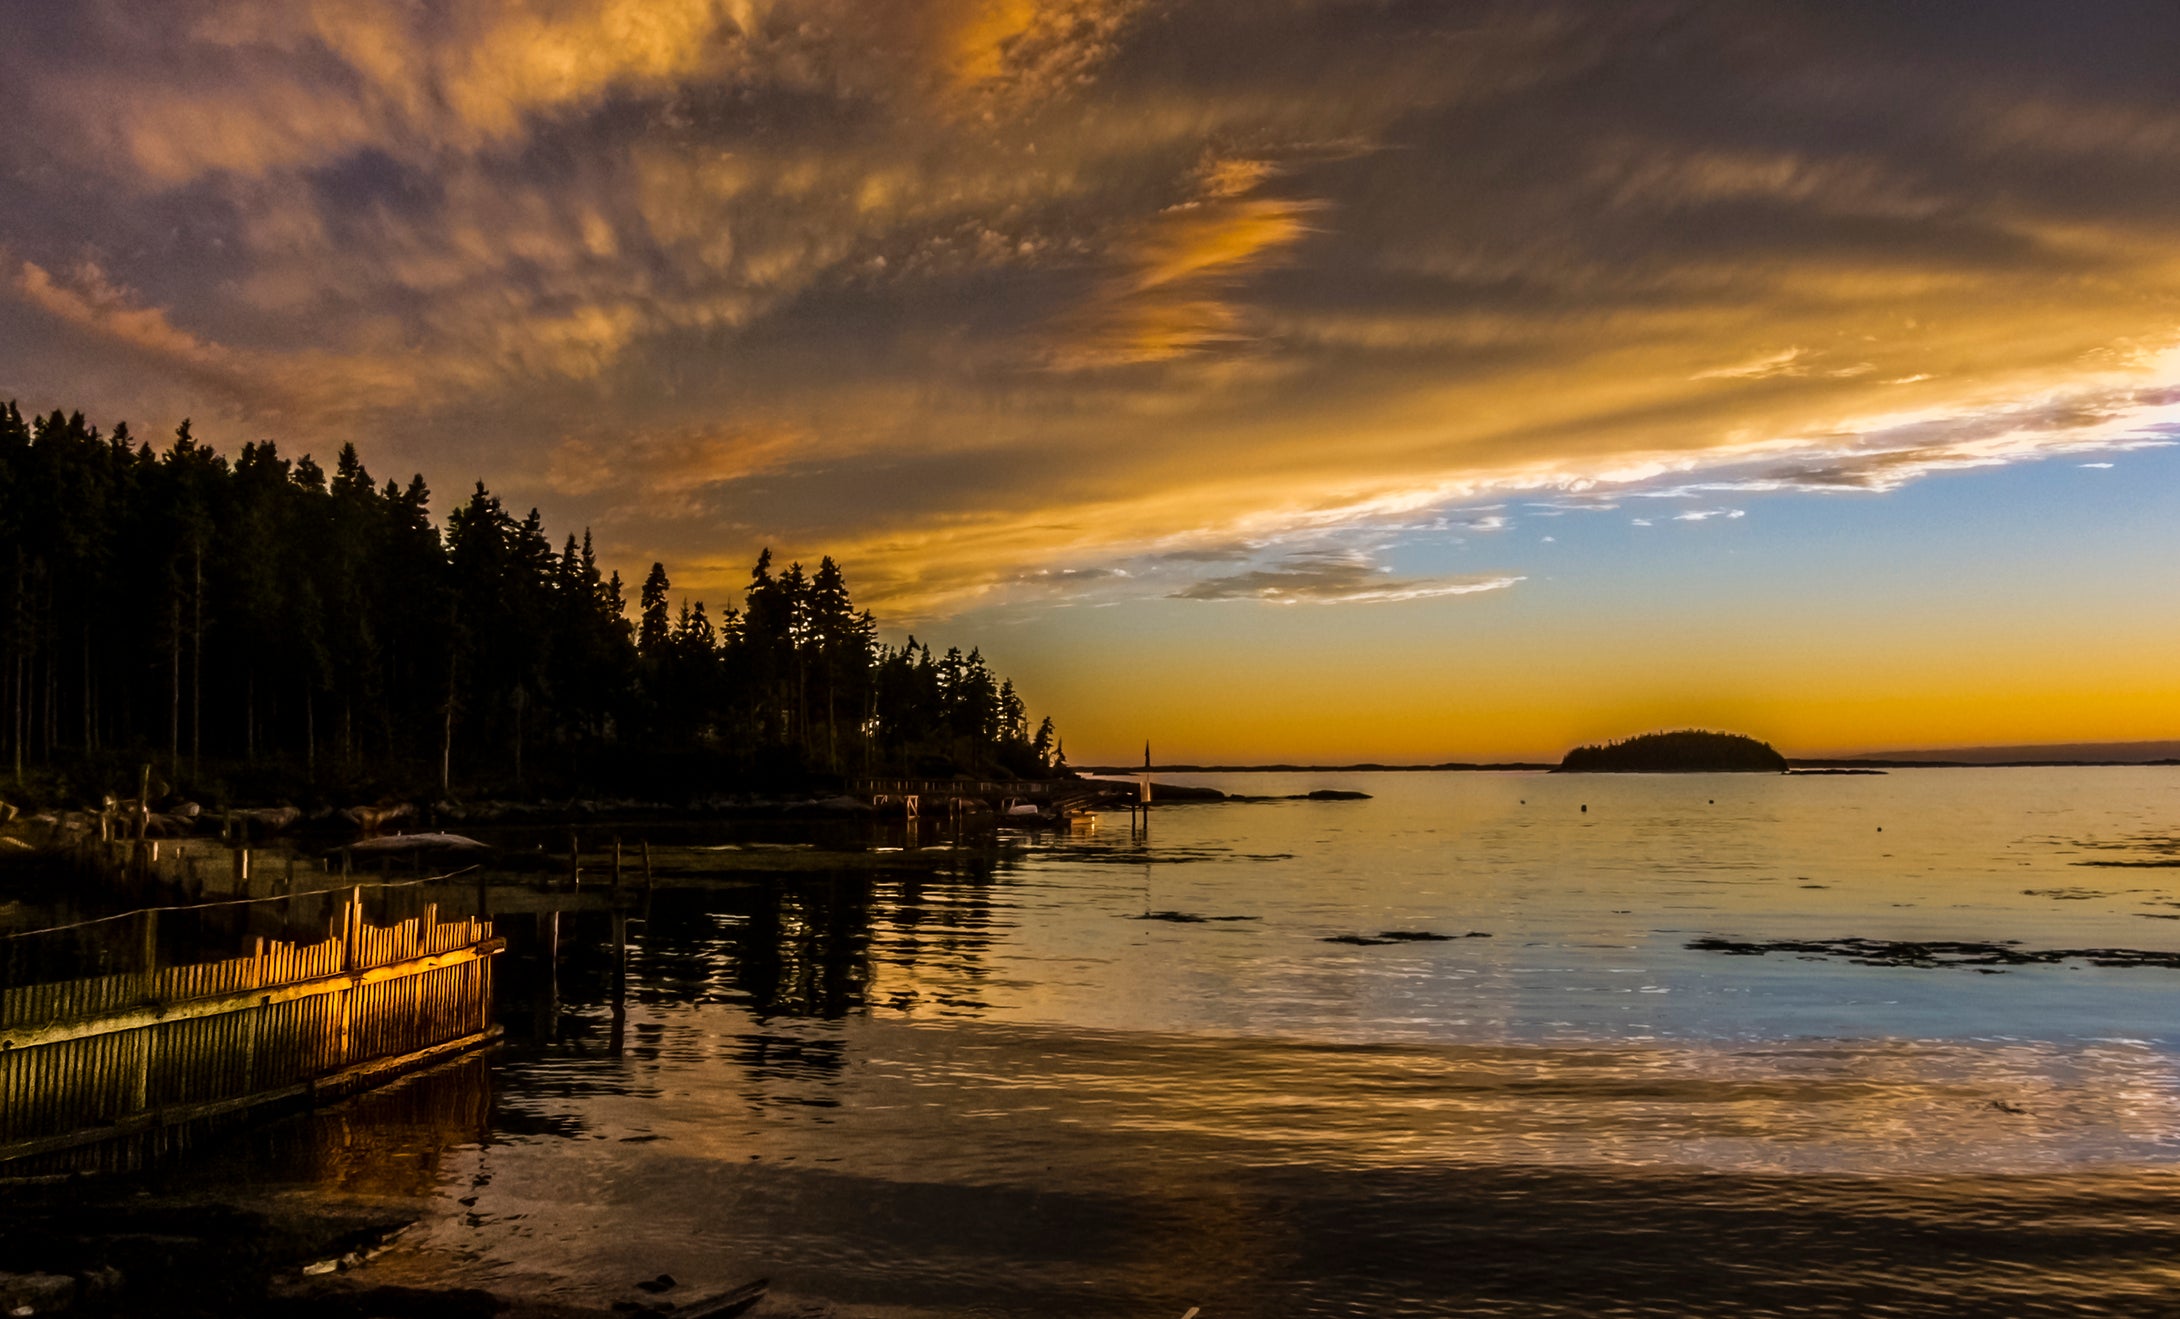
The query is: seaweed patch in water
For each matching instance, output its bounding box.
[2068,831,2180,868]
[1688,935,2180,970]
[1072,849,1298,866]
[1322,930,1491,946]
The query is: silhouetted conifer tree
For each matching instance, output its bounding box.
[0,404,1059,797]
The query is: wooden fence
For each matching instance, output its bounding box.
[0,895,501,1167]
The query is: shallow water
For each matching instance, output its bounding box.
[192,768,2180,1314]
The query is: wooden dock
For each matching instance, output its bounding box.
[0,894,501,1170]
[852,777,1106,820]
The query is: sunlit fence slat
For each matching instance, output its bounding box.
[0,900,500,1169]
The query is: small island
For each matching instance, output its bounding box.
[1557,729,1789,773]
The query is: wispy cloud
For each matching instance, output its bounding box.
[1170,550,1521,605]
[546,426,803,514]
[16,259,236,381]
[1044,156,1323,369]
[1693,348,1808,381]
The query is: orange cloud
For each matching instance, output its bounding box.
[548,427,802,512]
[15,259,235,378]
[8,256,499,432]
[1048,161,1322,369]
[99,0,744,184]
[935,0,1146,102]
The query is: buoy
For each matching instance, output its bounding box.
[1580,804,1587,813]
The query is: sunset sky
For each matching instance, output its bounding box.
[4,1,2178,762]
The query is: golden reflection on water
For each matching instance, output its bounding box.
[172,770,2180,1314]
[287,1008,2180,1316]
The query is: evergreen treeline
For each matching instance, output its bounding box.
[0,404,1062,799]
[1558,730,1788,773]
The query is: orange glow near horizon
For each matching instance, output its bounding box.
[999,630,2180,766]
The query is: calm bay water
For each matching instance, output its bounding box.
[198,769,2180,1315]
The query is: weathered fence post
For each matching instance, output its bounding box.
[241,937,265,1089]
[608,904,629,1058]
[611,908,628,1014]
[132,762,152,882]
[337,886,362,1066]
[539,909,562,1041]
[133,906,159,1113]
[344,886,362,972]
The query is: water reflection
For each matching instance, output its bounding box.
[168,1052,495,1198]
[365,1011,2180,1316]
[130,772,2180,1314]
[622,870,997,1022]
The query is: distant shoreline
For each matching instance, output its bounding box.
[1078,759,2179,774]
[1078,763,1556,774]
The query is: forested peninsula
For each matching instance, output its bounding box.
[0,405,1062,804]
